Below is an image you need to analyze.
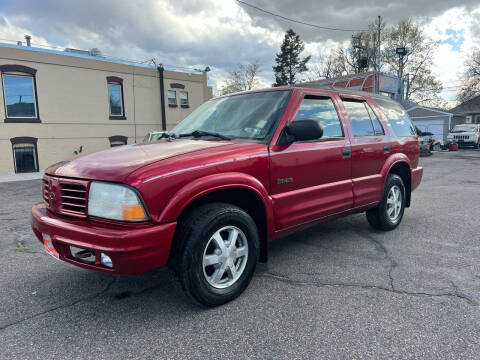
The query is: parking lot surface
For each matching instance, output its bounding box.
[1,150,480,359]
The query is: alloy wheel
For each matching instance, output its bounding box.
[202,226,249,289]
[386,185,402,223]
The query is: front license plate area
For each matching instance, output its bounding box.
[43,234,60,260]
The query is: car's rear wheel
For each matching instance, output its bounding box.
[174,203,259,307]
[366,174,406,231]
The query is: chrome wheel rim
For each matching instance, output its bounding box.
[202,226,249,289]
[386,185,402,223]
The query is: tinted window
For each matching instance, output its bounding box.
[13,143,38,173]
[343,100,375,137]
[2,74,37,118]
[108,83,123,116]
[375,98,416,137]
[365,103,384,135]
[294,97,343,138]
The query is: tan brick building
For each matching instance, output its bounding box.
[0,43,212,173]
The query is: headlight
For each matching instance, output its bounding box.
[88,182,148,221]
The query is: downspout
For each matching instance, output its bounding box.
[157,65,167,131]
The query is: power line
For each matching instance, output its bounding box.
[236,0,366,32]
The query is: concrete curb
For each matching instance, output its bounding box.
[0,171,44,183]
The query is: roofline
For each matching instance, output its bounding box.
[406,105,454,115]
[0,42,203,74]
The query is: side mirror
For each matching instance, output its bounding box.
[280,119,323,144]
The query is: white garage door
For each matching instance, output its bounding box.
[412,120,445,140]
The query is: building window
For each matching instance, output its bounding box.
[109,135,128,147]
[180,91,189,108]
[10,137,39,173]
[168,90,177,107]
[106,76,126,120]
[1,64,40,123]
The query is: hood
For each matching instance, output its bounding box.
[448,132,476,136]
[46,139,233,182]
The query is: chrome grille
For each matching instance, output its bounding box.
[42,175,89,218]
[59,181,88,218]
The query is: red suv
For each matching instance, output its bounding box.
[31,87,423,306]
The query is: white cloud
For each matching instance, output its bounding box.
[1,1,480,103]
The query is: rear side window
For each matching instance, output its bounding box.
[375,98,416,137]
[342,100,375,137]
[294,96,343,138]
[365,103,384,135]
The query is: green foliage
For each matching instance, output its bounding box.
[273,29,311,86]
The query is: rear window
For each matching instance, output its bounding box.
[375,98,416,137]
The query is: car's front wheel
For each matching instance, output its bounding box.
[366,174,406,231]
[174,203,259,307]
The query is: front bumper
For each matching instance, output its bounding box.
[411,166,423,192]
[31,203,176,274]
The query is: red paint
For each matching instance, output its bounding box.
[31,87,422,274]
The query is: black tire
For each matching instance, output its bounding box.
[173,203,259,307]
[474,141,479,149]
[366,174,406,231]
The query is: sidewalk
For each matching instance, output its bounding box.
[0,171,44,183]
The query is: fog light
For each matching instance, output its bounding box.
[100,253,113,268]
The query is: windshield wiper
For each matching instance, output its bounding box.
[178,130,231,140]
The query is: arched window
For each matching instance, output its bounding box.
[10,137,39,173]
[1,65,40,123]
[109,135,128,147]
[107,76,126,120]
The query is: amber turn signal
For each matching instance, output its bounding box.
[121,204,147,221]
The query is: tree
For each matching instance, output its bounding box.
[218,62,261,95]
[273,29,311,86]
[458,49,480,102]
[304,50,346,81]
[333,19,443,106]
[382,19,443,106]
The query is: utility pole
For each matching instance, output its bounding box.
[377,16,381,71]
[396,47,408,101]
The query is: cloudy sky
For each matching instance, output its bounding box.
[1,0,479,104]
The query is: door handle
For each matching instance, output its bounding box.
[341,148,351,159]
[383,145,390,154]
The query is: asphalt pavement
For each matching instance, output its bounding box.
[1,150,479,359]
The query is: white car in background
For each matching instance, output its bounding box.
[447,124,480,149]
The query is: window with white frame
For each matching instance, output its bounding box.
[168,90,177,106]
[180,91,189,107]
[106,76,125,119]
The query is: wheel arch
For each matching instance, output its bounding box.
[160,173,273,264]
[382,155,412,207]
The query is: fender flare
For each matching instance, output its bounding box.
[380,153,412,185]
[380,153,412,205]
[157,172,275,237]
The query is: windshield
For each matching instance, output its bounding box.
[171,90,291,141]
[452,125,477,132]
